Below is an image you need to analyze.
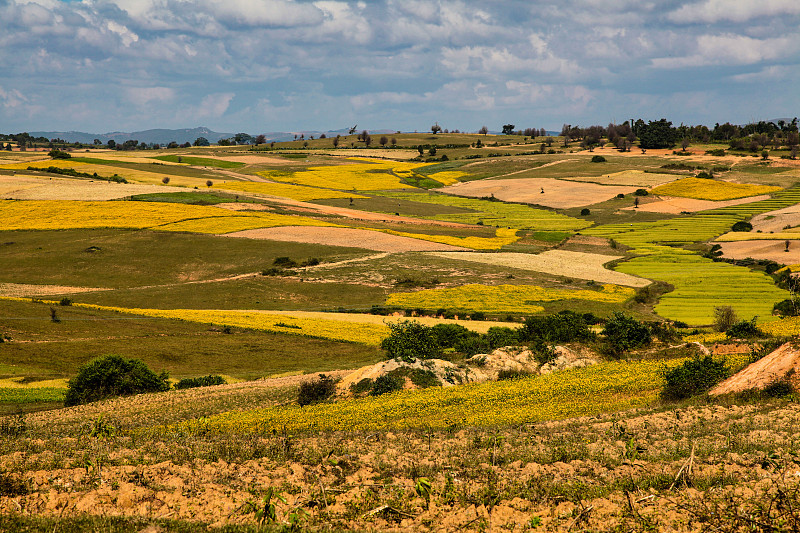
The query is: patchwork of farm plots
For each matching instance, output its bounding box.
[214,180,366,201]
[0,200,334,232]
[257,158,425,191]
[426,250,650,287]
[650,177,781,200]
[377,191,591,231]
[385,283,635,314]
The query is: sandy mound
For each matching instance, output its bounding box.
[623,194,772,214]
[337,345,600,394]
[710,342,800,395]
[0,175,170,201]
[441,178,636,209]
[426,250,651,287]
[224,226,467,252]
[718,240,800,264]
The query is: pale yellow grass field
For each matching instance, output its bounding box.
[718,240,800,264]
[0,175,172,201]
[563,170,680,187]
[624,194,772,214]
[440,178,636,209]
[716,231,800,242]
[0,159,201,186]
[425,250,651,287]
[650,177,781,200]
[0,283,110,297]
[214,180,364,201]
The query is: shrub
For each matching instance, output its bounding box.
[273,256,298,268]
[64,354,169,407]
[773,299,799,316]
[381,321,441,362]
[453,335,491,357]
[430,323,473,349]
[389,367,440,388]
[591,155,606,163]
[486,326,520,349]
[297,374,337,406]
[59,297,73,306]
[350,378,374,396]
[634,189,649,196]
[661,356,729,400]
[601,313,651,356]
[175,375,226,390]
[48,149,71,159]
[731,221,753,232]
[370,374,405,396]
[726,318,763,339]
[696,171,714,179]
[713,306,738,332]
[705,148,726,156]
[497,368,534,380]
[519,311,593,344]
[580,208,590,216]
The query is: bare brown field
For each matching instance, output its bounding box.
[624,194,772,214]
[718,240,800,264]
[563,170,679,187]
[751,204,800,232]
[225,226,467,252]
[426,250,650,287]
[0,175,171,201]
[440,178,636,208]
[0,283,110,297]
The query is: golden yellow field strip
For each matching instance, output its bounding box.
[167,357,747,433]
[257,158,428,191]
[214,180,367,201]
[381,227,519,250]
[0,377,68,389]
[0,158,184,185]
[426,171,467,186]
[427,250,651,287]
[716,231,800,242]
[760,316,800,337]
[0,200,331,232]
[386,283,635,313]
[775,264,800,273]
[651,177,781,201]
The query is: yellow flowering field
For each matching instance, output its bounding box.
[385,283,635,313]
[0,158,179,184]
[382,227,519,250]
[715,231,800,242]
[651,177,781,201]
[215,181,366,201]
[157,214,336,234]
[258,159,427,191]
[760,316,800,337]
[0,200,330,233]
[426,170,468,186]
[169,357,746,433]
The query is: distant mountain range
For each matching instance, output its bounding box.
[26,127,398,145]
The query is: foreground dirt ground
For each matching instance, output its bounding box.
[1,395,799,531]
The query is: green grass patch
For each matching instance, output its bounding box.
[129,192,260,205]
[153,155,246,168]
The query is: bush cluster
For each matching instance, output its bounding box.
[64,355,169,407]
[175,375,226,390]
[297,374,338,406]
[661,356,729,400]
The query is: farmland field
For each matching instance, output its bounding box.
[2,134,800,532]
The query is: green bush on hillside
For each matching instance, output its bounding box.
[382,321,442,362]
[175,375,227,390]
[64,354,169,407]
[601,313,651,356]
[297,374,337,406]
[661,356,729,400]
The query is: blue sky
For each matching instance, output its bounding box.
[1,0,799,134]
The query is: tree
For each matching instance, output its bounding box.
[713,306,737,332]
[429,147,437,156]
[417,145,424,156]
[194,137,210,147]
[364,134,372,147]
[637,119,677,149]
[601,313,651,356]
[64,354,169,407]
[93,139,102,145]
[379,135,388,147]
[381,321,441,362]
[661,356,729,400]
[161,177,170,185]
[332,135,340,148]
[478,126,489,135]
[502,124,515,135]
[206,180,213,188]
[255,134,266,145]
[107,140,116,149]
[681,138,690,151]
[431,123,442,134]
[391,137,397,146]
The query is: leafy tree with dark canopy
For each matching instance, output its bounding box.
[64,354,169,407]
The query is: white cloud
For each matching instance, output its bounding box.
[195,92,235,118]
[125,87,176,107]
[652,34,798,68]
[668,0,800,24]
[0,86,28,109]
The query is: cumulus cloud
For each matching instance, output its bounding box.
[668,0,800,24]
[125,87,176,107]
[652,34,798,68]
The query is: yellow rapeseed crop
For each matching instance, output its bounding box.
[426,171,467,186]
[651,177,781,201]
[215,181,366,201]
[386,283,634,313]
[258,159,427,191]
[382,227,519,250]
[167,357,744,434]
[0,200,331,233]
[760,316,800,337]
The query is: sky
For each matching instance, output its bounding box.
[1,0,799,134]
